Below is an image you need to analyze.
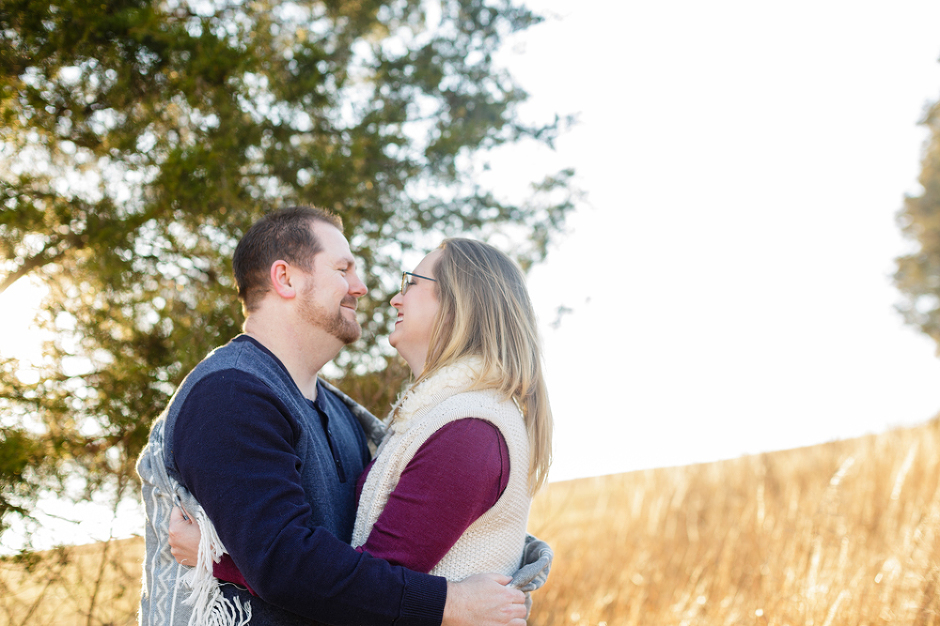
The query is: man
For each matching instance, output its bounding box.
[138,207,533,626]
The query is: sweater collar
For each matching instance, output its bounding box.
[389,357,484,431]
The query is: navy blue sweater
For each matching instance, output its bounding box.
[169,336,446,625]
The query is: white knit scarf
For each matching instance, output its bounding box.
[385,357,485,435]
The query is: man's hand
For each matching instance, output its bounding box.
[443,573,527,626]
[168,506,201,566]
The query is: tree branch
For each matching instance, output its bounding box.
[0,242,73,296]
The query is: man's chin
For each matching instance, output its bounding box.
[337,322,362,345]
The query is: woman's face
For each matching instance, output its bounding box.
[389,249,442,375]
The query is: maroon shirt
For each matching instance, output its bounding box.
[214,418,510,590]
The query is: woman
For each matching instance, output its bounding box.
[171,238,552,583]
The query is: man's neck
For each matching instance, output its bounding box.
[243,315,341,401]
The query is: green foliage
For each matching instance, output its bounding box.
[0,426,46,534]
[897,96,940,353]
[0,0,576,543]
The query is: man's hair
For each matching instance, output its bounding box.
[416,238,554,494]
[233,206,343,312]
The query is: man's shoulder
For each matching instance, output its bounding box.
[187,367,268,396]
[185,336,284,387]
[168,340,282,431]
[198,335,262,368]
[171,369,300,457]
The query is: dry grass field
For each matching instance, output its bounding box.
[3,416,940,625]
[527,417,940,626]
[0,536,142,625]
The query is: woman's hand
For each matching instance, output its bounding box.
[168,506,203,566]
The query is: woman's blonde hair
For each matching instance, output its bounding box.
[414,238,553,494]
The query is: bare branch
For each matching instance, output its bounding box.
[0,235,81,295]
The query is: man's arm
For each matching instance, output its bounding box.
[169,506,529,626]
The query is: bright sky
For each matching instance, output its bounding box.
[499,0,940,480]
[4,0,940,547]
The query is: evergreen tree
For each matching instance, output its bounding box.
[897,95,940,355]
[0,0,575,543]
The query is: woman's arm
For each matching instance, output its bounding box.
[169,506,257,594]
[357,418,510,573]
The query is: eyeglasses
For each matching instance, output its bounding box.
[400,271,437,295]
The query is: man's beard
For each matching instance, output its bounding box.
[300,285,362,345]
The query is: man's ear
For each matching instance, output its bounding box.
[270,260,297,299]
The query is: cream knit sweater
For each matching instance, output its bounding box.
[352,359,531,580]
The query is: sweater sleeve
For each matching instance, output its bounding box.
[173,370,446,626]
[357,418,511,573]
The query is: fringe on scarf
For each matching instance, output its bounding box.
[182,507,252,626]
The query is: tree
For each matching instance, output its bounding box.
[0,0,575,544]
[897,95,940,355]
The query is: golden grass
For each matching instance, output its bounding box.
[4,418,940,625]
[0,536,142,626]
[527,418,940,626]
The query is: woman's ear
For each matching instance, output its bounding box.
[269,260,297,299]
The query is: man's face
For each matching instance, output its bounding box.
[298,221,366,345]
